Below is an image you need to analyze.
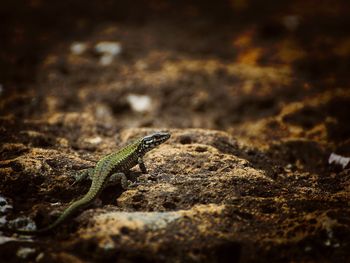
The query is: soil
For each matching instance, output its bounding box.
[0,1,349,262]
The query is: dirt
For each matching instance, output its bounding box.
[0,1,349,262]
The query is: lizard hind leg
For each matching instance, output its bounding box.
[108,172,130,189]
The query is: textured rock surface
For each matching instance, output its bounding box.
[0,129,349,262]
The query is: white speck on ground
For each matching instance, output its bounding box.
[0,216,7,227]
[70,42,87,55]
[95,41,122,65]
[16,247,36,259]
[50,202,62,207]
[95,41,122,56]
[328,152,350,169]
[126,94,152,113]
[85,136,103,145]
[99,54,115,66]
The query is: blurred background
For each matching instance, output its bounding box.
[0,0,349,179]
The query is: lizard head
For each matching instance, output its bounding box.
[139,132,170,154]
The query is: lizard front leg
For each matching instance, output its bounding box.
[72,168,94,186]
[138,157,148,174]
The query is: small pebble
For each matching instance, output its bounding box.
[85,136,103,145]
[70,42,87,55]
[95,41,122,66]
[328,152,350,169]
[95,41,122,56]
[100,54,115,66]
[126,94,152,113]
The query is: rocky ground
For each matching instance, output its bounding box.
[0,1,349,262]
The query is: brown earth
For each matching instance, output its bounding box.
[0,1,349,262]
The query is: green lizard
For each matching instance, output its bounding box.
[2,132,170,235]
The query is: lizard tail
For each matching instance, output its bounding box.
[1,195,94,236]
[1,176,103,236]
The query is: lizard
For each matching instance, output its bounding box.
[1,132,170,235]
